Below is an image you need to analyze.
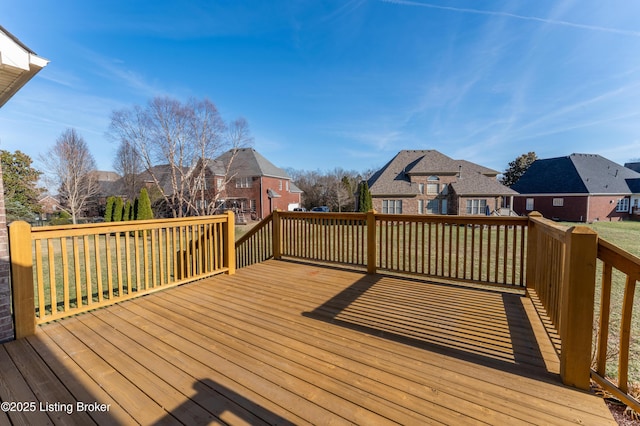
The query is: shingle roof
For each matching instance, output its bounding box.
[512,153,640,195]
[451,168,518,196]
[624,162,640,173]
[215,148,292,179]
[368,150,513,196]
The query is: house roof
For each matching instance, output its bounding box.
[512,153,640,195]
[368,150,514,196]
[450,168,518,196]
[624,162,640,173]
[137,164,189,195]
[0,25,49,108]
[214,148,293,180]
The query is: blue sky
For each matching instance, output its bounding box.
[2,0,640,176]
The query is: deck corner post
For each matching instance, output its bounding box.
[525,211,543,295]
[225,210,236,275]
[560,225,598,390]
[8,220,35,338]
[272,209,281,260]
[366,210,377,274]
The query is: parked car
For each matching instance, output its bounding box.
[311,206,330,212]
[292,207,307,212]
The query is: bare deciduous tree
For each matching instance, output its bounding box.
[286,167,369,212]
[41,129,99,224]
[113,140,143,200]
[108,97,253,218]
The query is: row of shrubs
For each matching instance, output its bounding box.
[104,188,154,222]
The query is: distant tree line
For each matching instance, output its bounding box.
[285,167,376,212]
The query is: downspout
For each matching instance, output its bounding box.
[586,196,590,223]
[260,177,264,219]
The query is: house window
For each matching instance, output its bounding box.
[552,198,564,207]
[466,199,487,215]
[286,181,289,192]
[427,176,439,194]
[236,177,252,188]
[419,183,425,194]
[382,200,402,214]
[526,198,534,211]
[194,177,206,191]
[216,178,224,191]
[441,199,448,214]
[279,180,283,191]
[616,198,630,212]
[426,199,439,214]
[418,199,424,214]
[250,199,257,212]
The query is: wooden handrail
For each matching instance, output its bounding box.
[235,213,274,269]
[525,213,599,390]
[592,237,640,413]
[269,211,529,286]
[9,213,235,335]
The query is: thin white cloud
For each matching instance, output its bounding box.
[380,0,640,37]
[321,0,368,22]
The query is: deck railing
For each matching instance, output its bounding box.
[374,214,527,286]
[592,238,640,411]
[240,211,529,287]
[235,212,274,269]
[526,212,599,390]
[526,212,639,412]
[9,212,235,338]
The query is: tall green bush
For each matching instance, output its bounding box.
[104,196,115,222]
[136,188,153,220]
[113,197,124,222]
[124,200,133,221]
[358,181,372,212]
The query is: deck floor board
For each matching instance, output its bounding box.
[1,260,615,425]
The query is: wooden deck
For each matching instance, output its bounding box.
[0,260,615,425]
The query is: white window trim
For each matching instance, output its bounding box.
[525,198,534,211]
[616,198,630,212]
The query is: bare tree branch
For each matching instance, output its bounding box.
[40,129,99,224]
[108,97,254,217]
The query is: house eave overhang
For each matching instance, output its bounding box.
[370,193,418,198]
[515,193,631,197]
[456,193,513,197]
[0,26,49,107]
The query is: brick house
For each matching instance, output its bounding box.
[192,148,302,220]
[512,153,640,222]
[367,150,517,215]
[37,194,63,220]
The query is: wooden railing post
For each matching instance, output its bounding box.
[525,211,542,296]
[560,225,598,390]
[367,210,376,274]
[272,209,281,260]
[225,211,236,275]
[8,221,35,338]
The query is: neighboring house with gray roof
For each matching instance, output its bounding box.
[192,148,302,219]
[512,153,640,222]
[366,150,517,215]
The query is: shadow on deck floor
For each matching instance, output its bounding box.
[0,260,615,425]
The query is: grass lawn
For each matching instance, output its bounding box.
[563,220,640,390]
